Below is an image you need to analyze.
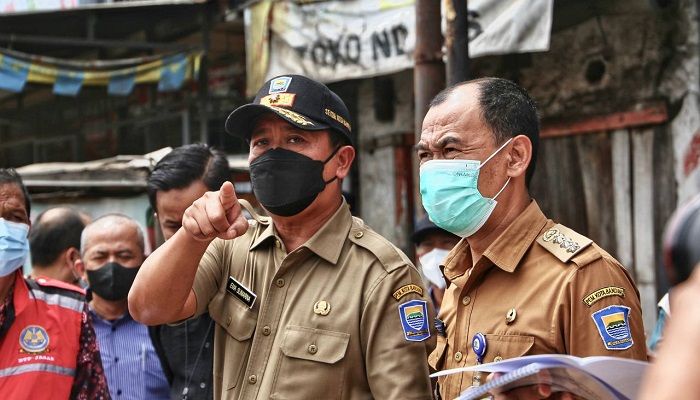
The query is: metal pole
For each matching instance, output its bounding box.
[414,0,445,139]
[446,0,469,85]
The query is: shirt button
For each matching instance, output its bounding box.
[262,326,271,336]
[494,356,503,362]
[111,326,117,332]
[114,357,119,363]
[200,382,206,389]
[462,296,471,306]
[248,375,257,384]
[275,239,281,248]
[454,351,463,362]
[204,342,210,348]
[275,278,285,287]
[308,344,318,354]
[117,389,122,396]
[354,231,364,238]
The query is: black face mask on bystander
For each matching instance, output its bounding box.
[249,146,340,217]
[87,262,139,301]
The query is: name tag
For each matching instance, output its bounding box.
[226,276,257,308]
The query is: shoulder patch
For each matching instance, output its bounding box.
[583,286,625,307]
[591,305,633,350]
[392,284,424,301]
[536,224,593,263]
[398,299,430,342]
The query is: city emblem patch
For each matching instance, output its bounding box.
[268,76,292,94]
[398,299,430,342]
[19,325,50,353]
[591,305,633,350]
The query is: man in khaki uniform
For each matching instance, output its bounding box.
[415,78,647,400]
[129,75,435,400]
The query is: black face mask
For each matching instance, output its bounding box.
[87,262,139,301]
[249,147,340,217]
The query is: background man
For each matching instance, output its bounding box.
[82,214,169,399]
[412,215,460,310]
[147,143,230,400]
[416,78,647,399]
[29,207,89,287]
[0,168,108,399]
[130,75,436,399]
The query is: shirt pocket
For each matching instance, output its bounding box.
[208,291,258,390]
[429,335,448,372]
[270,325,350,400]
[482,334,535,363]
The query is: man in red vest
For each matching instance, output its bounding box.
[0,168,109,399]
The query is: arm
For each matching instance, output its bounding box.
[128,181,249,325]
[362,265,435,400]
[70,305,110,400]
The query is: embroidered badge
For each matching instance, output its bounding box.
[226,276,257,308]
[19,325,50,354]
[392,284,424,301]
[260,93,296,108]
[271,107,315,126]
[268,76,292,94]
[398,300,430,342]
[591,305,633,350]
[583,286,626,307]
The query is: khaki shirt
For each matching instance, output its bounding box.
[193,202,436,400]
[429,201,647,400]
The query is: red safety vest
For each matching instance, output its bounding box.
[0,270,85,399]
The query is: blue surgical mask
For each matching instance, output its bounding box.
[419,139,512,238]
[0,218,30,277]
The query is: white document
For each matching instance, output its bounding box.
[431,354,648,400]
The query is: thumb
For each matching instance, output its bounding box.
[218,181,238,211]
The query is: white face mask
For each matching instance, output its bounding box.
[418,248,450,289]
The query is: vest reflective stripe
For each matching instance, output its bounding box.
[0,363,75,378]
[28,290,84,313]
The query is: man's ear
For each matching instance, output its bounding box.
[71,250,86,279]
[506,135,532,179]
[334,145,355,180]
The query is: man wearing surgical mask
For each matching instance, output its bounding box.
[130,75,435,400]
[412,216,460,311]
[417,79,647,400]
[82,214,169,399]
[0,168,109,399]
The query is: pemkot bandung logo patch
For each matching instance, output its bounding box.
[398,300,430,342]
[19,325,50,353]
[591,305,633,350]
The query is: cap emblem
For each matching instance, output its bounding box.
[269,76,292,94]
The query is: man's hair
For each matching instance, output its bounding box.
[430,77,540,185]
[81,213,145,255]
[0,168,31,216]
[29,207,86,267]
[147,144,230,210]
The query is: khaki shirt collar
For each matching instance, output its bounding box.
[249,199,352,265]
[443,200,547,280]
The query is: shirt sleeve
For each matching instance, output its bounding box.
[70,303,111,400]
[361,264,436,400]
[192,238,227,317]
[558,254,648,360]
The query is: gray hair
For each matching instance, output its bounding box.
[80,213,145,256]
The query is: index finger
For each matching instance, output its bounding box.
[218,181,238,210]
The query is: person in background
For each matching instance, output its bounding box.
[29,207,89,288]
[412,215,460,310]
[646,193,700,356]
[147,143,230,400]
[82,213,169,399]
[0,168,109,399]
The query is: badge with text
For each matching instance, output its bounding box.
[398,299,430,342]
[226,276,257,308]
[591,305,633,350]
[19,325,50,353]
[268,76,292,94]
[583,286,625,307]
